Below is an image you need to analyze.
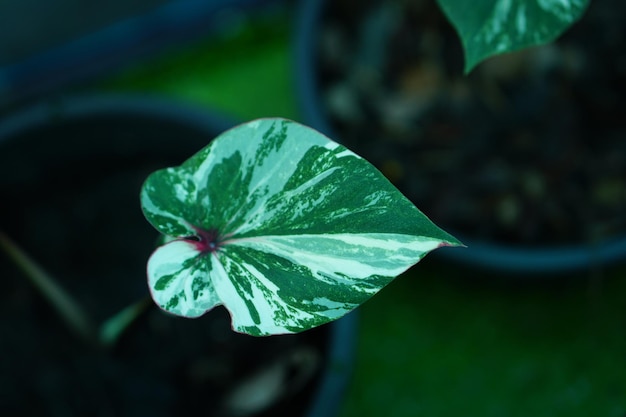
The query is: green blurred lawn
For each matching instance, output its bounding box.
[95,9,626,417]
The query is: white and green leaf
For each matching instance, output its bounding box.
[141,118,461,336]
[437,0,589,73]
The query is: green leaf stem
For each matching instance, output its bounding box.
[141,118,461,336]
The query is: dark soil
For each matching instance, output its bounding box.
[316,0,626,245]
[0,109,326,417]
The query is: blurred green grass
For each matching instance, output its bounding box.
[95,9,626,417]
[348,258,625,417]
[97,11,298,121]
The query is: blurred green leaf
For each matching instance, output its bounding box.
[437,0,589,72]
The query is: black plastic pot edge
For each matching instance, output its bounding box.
[432,234,626,275]
[292,0,626,276]
[0,93,358,417]
[0,93,238,141]
[305,310,358,417]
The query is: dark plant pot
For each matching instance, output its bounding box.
[0,94,356,417]
[293,0,626,275]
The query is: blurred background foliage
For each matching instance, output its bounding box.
[1,1,625,416]
[97,10,298,121]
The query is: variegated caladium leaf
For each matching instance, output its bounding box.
[437,0,588,73]
[141,118,461,336]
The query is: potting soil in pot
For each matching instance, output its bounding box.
[316,0,626,246]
